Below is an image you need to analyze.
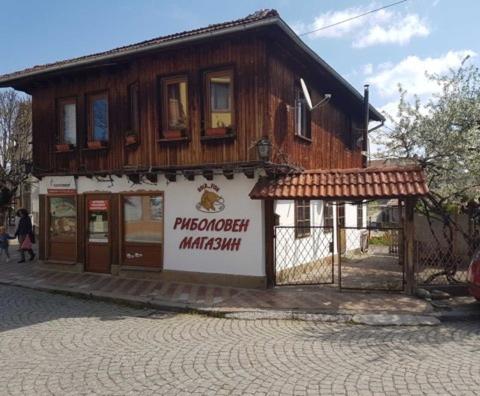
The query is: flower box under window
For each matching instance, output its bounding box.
[125,134,139,147]
[87,140,108,150]
[205,127,231,137]
[55,143,74,152]
[163,130,184,140]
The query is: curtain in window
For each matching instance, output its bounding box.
[63,103,76,145]
[211,80,230,110]
[167,82,187,129]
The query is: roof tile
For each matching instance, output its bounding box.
[250,166,429,200]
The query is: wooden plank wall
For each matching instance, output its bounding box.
[31,32,365,176]
[31,34,268,175]
[266,44,364,170]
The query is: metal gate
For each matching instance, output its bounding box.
[274,226,335,285]
[338,226,405,291]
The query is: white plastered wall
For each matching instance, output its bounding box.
[274,200,364,269]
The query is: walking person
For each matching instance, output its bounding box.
[0,226,15,262]
[15,209,35,263]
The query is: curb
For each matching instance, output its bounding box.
[0,280,196,314]
[0,279,458,325]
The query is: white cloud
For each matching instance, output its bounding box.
[353,14,430,48]
[297,7,392,39]
[369,50,477,99]
[297,4,430,48]
[363,63,373,75]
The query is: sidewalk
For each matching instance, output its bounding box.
[0,253,438,320]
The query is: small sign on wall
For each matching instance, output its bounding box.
[88,200,109,211]
[47,176,76,195]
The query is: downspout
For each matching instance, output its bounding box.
[362,84,370,168]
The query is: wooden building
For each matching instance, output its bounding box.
[0,10,427,289]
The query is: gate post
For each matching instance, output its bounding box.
[404,197,417,294]
[264,200,275,288]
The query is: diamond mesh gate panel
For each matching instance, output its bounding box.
[339,227,404,291]
[274,226,334,285]
[414,240,470,285]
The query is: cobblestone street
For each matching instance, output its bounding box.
[1,285,479,395]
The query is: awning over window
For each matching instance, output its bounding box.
[249,166,429,200]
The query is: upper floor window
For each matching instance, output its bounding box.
[128,82,140,133]
[295,199,311,238]
[161,76,188,139]
[295,86,311,140]
[58,98,77,146]
[204,69,234,136]
[87,92,109,142]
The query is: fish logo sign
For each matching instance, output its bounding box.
[196,184,225,213]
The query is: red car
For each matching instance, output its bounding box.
[467,249,480,300]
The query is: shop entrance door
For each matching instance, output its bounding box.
[85,194,111,273]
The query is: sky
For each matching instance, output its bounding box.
[1,0,478,122]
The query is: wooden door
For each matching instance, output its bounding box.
[85,194,111,273]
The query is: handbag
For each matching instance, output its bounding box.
[21,235,32,251]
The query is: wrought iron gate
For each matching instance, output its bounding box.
[274,226,335,285]
[338,226,405,291]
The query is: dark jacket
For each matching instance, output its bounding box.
[15,216,33,237]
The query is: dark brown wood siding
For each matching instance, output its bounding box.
[266,44,364,170]
[31,33,366,176]
[31,34,268,176]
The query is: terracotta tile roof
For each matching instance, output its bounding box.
[250,166,429,200]
[0,10,279,85]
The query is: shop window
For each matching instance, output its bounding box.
[160,76,188,139]
[357,201,364,228]
[49,196,77,240]
[87,92,109,143]
[123,195,163,243]
[295,199,311,238]
[128,82,140,133]
[295,86,311,140]
[88,200,109,243]
[57,98,77,146]
[204,69,234,137]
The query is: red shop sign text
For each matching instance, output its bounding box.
[88,200,109,211]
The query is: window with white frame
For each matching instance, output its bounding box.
[357,201,364,228]
[295,199,311,238]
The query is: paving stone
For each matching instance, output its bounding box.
[351,313,441,326]
[0,285,479,395]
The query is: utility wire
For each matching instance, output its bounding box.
[299,0,409,37]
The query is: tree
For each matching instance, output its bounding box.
[0,89,32,225]
[374,58,480,282]
[376,58,480,205]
